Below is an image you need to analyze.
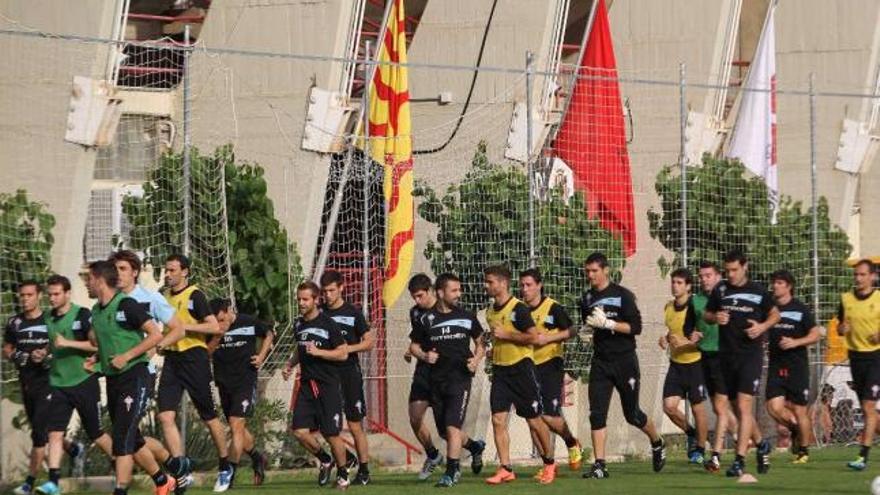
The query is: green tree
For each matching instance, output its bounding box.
[647,155,852,321]
[0,189,55,403]
[122,145,301,330]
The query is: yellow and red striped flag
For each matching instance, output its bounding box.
[362,0,413,307]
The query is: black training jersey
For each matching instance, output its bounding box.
[293,312,346,384]
[409,304,431,377]
[4,312,49,377]
[50,307,92,340]
[410,306,483,382]
[323,301,369,368]
[579,283,642,359]
[213,313,270,383]
[769,298,816,366]
[706,280,774,354]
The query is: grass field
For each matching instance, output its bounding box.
[66,447,878,495]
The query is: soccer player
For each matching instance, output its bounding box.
[658,268,708,465]
[408,273,485,487]
[319,270,373,484]
[703,249,779,477]
[765,270,820,464]
[3,281,84,495]
[86,260,176,495]
[518,268,583,474]
[580,252,665,478]
[282,281,350,489]
[483,265,556,485]
[406,274,486,481]
[159,254,231,492]
[838,259,880,470]
[35,275,114,495]
[690,260,739,472]
[209,299,273,485]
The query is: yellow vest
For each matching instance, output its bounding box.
[532,297,565,365]
[841,290,880,353]
[664,300,700,364]
[487,296,533,367]
[164,285,207,352]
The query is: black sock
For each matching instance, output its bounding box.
[651,438,664,449]
[799,446,809,456]
[246,448,262,464]
[346,450,358,464]
[337,467,349,479]
[316,450,332,464]
[164,456,187,477]
[358,462,369,474]
[685,426,696,438]
[541,455,554,465]
[49,469,60,485]
[563,435,578,449]
[219,457,231,471]
[425,445,440,460]
[113,488,127,495]
[712,451,721,459]
[25,476,36,487]
[860,445,871,461]
[150,470,168,487]
[735,454,745,464]
[501,464,513,473]
[595,458,606,467]
[446,458,460,477]
[462,439,474,451]
[230,462,238,475]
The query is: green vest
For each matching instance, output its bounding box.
[693,293,719,352]
[91,293,148,376]
[47,304,92,388]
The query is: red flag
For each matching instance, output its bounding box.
[554,0,636,256]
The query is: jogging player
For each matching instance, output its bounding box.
[319,270,373,484]
[765,270,820,464]
[690,260,739,472]
[658,268,708,465]
[86,260,176,495]
[36,275,113,495]
[406,274,485,481]
[704,249,779,477]
[580,252,665,479]
[283,281,351,489]
[838,259,880,470]
[483,265,557,485]
[159,254,231,492]
[518,268,583,474]
[209,298,273,485]
[408,273,485,487]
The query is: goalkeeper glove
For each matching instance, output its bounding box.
[12,350,30,367]
[586,307,617,332]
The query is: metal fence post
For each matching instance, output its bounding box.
[526,50,536,267]
[679,62,688,267]
[180,24,192,454]
[809,73,824,421]
[362,40,372,320]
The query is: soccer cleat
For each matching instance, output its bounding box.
[685,434,696,460]
[435,474,457,488]
[688,450,705,465]
[704,455,721,473]
[725,459,745,478]
[652,438,667,472]
[155,477,177,495]
[531,467,544,480]
[485,467,516,485]
[336,473,351,491]
[419,454,444,481]
[582,462,609,479]
[34,482,59,495]
[174,473,193,495]
[756,439,771,474]
[13,482,33,495]
[537,463,557,485]
[847,456,867,471]
[252,451,268,486]
[469,440,486,475]
[354,470,371,486]
[792,453,809,464]
[213,467,234,492]
[318,462,334,487]
[568,442,583,471]
[345,451,359,473]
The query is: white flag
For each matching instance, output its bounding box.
[726,1,778,223]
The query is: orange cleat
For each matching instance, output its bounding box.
[538,462,557,485]
[154,476,176,495]
[485,467,516,485]
[568,441,583,471]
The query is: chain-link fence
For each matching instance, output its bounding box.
[0,19,875,481]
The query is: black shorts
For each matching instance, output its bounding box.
[340,365,367,422]
[158,347,218,421]
[721,351,764,400]
[106,362,153,456]
[409,363,432,403]
[588,352,648,430]
[290,378,344,437]
[48,374,104,440]
[21,372,51,447]
[850,351,880,402]
[536,358,565,417]
[490,359,543,419]
[217,377,258,419]
[663,360,707,404]
[429,377,472,433]
[701,351,727,397]
[766,359,810,406]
